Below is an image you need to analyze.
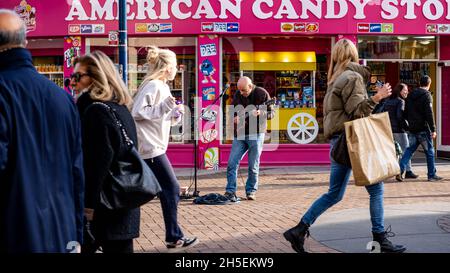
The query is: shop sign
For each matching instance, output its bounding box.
[135,23,147,33]
[201,22,214,32]
[281,23,294,32]
[133,23,172,33]
[201,129,218,144]
[294,23,306,32]
[202,87,216,100]
[369,23,382,32]
[282,22,318,33]
[14,0,36,33]
[80,24,93,34]
[357,23,370,33]
[438,24,450,33]
[426,24,438,33]
[108,31,118,46]
[148,23,160,32]
[200,44,217,57]
[382,23,394,33]
[201,22,239,33]
[204,147,219,170]
[65,0,450,22]
[226,23,239,32]
[68,24,81,34]
[93,24,105,34]
[306,23,319,32]
[159,23,173,33]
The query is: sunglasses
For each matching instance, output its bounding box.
[70,72,90,82]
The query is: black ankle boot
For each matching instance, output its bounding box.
[283,221,310,253]
[372,226,406,253]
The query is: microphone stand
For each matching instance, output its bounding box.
[190,84,230,198]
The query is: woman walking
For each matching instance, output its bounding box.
[385,83,418,181]
[71,51,140,253]
[131,46,198,251]
[283,39,406,253]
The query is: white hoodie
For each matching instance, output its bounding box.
[131,79,181,159]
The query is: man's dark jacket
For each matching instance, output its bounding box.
[404,87,435,133]
[0,48,84,253]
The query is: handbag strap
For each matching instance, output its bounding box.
[92,102,134,147]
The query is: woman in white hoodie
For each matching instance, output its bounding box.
[131,46,198,251]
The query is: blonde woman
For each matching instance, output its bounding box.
[131,46,198,251]
[283,39,406,253]
[71,51,139,253]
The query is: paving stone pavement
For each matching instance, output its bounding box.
[135,161,450,253]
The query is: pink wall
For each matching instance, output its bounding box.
[3,0,450,37]
[223,36,331,55]
[442,67,450,146]
[220,144,330,166]
[440,36,450,60]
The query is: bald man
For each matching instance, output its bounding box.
[224,76,274,202]
[0,9,84,253]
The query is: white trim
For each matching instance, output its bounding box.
[438,60,450,151]
[85,38,90,54]
[363,59,438,62]
[219,36,224,145]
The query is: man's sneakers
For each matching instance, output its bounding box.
[246,192,256,201]
[224,191,256,201]
[224,192,240,202]
[404,171,419,179]
[428,175,444,182]
[166,237,199,252]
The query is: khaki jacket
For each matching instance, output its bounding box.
[323,62,378,139]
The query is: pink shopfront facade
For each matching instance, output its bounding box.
[3,0,450,167]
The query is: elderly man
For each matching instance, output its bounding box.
[224,77,274,202]
[0,9,84,253]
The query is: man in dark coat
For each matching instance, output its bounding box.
[0,9,84,252]
[399,75,443,182]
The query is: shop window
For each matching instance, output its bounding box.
[28,39,64,89]
[358,36,437,60]
[87,37,196,144]
[222,36,330,145]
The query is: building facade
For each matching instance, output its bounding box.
[2,0,450,167]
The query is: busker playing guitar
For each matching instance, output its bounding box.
[224,76,275,202]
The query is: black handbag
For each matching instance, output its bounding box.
[330,132,352,168]
[92,102,162,210]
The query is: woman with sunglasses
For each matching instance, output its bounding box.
[71,51,139,253]
[131,46,198,251]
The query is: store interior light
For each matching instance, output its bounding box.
[414,36,434,39]
[397,36,408,41]
[261,36,267,39]
[283,58,289,62]
[419,40,431,45]
[260,59,266,62]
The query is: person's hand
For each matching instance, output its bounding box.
[234,116,239,124]
[175,104,185,115]
[252,110,261,117]
[432,132,437,139]
[84,208,94,221]
[165,96,176,108]
[372,83,392,103]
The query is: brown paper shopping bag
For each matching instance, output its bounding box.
[344,112,400,186]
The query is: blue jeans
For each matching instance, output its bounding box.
[393,133,412,172]
[226,134,265,194]
[399,131,436,179]
[145,154,184,243]
[301,137,385,233]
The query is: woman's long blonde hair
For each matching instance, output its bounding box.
[73,51,132,106]
[327,39,359,85]
[136,45,177,95]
